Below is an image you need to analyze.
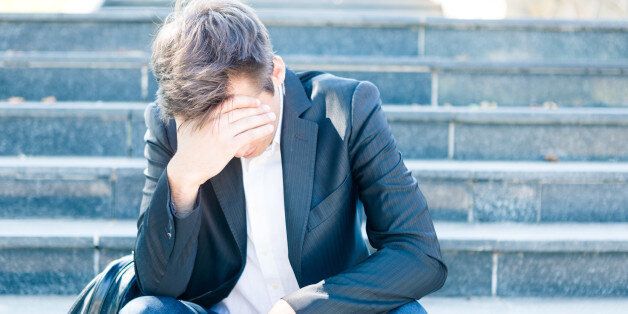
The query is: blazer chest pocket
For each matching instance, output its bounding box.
[306,173,352,232]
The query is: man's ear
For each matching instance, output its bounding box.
[272,55,286,84]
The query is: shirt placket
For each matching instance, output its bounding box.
[249,151,288,302]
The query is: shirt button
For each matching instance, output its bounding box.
[271,283,280,290]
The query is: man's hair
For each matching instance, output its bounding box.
[152,0,275,130]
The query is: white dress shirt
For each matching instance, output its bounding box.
[210,89,300,314]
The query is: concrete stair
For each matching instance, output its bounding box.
[101,0,443,14]
[0,218,627,298]
[2,295,628,314]
[1,156,627,223]
[2,52,627,106]
[2,11,626,62]
[0,2,627,313]
[3,103,628,161]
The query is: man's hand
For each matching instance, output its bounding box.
[268,299,296,314]
[167,96,276,212]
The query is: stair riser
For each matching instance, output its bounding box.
[0,235,133,295]
[0,166,143,219]
[0,106,145,157]
[392,120,628,161]
[436,250,628,297]
[0,163,627,222]
[0,20,418,57]
[418,173,628,223]
[2,17,626,61]
[1,65,627,106]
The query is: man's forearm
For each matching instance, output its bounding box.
[134,167,203,297]
[167,155,201,214]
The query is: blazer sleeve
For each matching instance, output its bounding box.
[133,102,203,297]
[282,81,448,313]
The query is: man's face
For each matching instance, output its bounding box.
[228,75,282,159]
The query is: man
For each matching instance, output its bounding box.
[121,0,447,313]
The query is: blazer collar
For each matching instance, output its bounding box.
[209,68,318,286]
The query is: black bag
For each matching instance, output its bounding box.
[69,254,141,314]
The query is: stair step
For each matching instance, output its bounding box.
[421,297,628,314]
[1,12,625,61]
[0,295,75,314]
[0,157,627,222]
[0,156,145,219]
[0,219,627,297]
[1,295,628,314]
[1,52,626,106]
[0,102,146,157]
[408,159,628,222]
[434,222,628,297]
[101,0,443,13]
[0,219,134,295]
[388,106,628,161]
[434,221,628,251]
[2,295,627,314]
[2,103,628,162]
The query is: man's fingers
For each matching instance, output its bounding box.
[227,105,271,124]
[234,124,274,149]
[230,111,276,136]
[220,95,262,114]
[234,144,252,158]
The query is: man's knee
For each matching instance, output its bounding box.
[389,300,428,314]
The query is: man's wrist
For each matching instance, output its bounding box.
[167,159,201,212]
[268,299,295,314]
[167,156,201,190]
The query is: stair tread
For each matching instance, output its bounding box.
[4,101,628,121]
[421,296,628,314]
[406,159,628,173]
[1,156,627,168]
[0,219,136,238]
[3,51,627,69]
[0,156,144,168]
[1,295,628,314]
[1,10,626,30]
[1,219,627,247]
[435,221,628,243]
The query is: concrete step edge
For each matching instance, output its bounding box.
[3,102,628,125]
[420,296,628,314]
[0,156,144,169]
[0,219,627,252]
[1,157,628,175]
[1,11,627,30]
[2,295,628,314]
[2,52,627,73]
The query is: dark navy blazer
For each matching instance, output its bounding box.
[133,68,448,313]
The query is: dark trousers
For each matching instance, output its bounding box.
[119,295,429,313]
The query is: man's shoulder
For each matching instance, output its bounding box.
[143,100,177,154]
[297,70,381,113]
[296,70,382,142]
[297,70,359,101]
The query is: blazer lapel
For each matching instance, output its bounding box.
[281,69,318,284]
[210,158,247,260]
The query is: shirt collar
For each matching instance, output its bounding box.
[265,88,284,154]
